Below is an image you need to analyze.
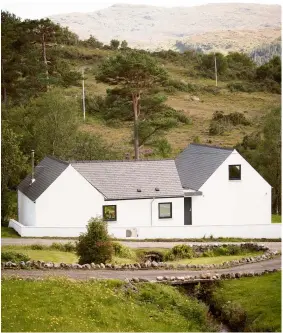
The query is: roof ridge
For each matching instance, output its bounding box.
[70,158,175,164]
[189,143,234,151]
[45,155,69,165]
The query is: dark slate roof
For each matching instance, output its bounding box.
[175,143,233,190]
[18,156,69,201]
[71,160,184,200]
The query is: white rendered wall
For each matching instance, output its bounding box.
[35,165,105,227]
[191,150,271,226]
[105,197,184,230]
[9,219,281,239]
[18,191,36,226]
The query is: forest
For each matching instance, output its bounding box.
[1,10,281,224]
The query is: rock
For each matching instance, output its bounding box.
[113,265,121,270]
[191,96,200,102]
[132,277,139,283]
[170,276,176,281]
[91,263,96,269]
[44,263,53,269]
[124,278,130,283]
[177,264,187,270]
[144,260,151,268]
[176,276,185,281]
[100,263,105,269]
[139,278,150,282]
[151,261,158,268]
[156,276,164,281]
[19,261,26,269]
[134,263,141,269]
[105,263,112,269]
[11,262,17,268]
[84,264,91,270]
[235,272,241,278]
[163,276,171,281]
[158,262,165,268]
[25,261,32,267]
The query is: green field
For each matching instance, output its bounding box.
[1,227,20,238]
[1,278,218,332]
[210,271,281,332]
[272,214,282,223]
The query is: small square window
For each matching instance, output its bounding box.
[158,202,172,219]
[103,205,117,221]
[229,165,241,180]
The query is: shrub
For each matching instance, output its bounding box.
[76,217,113,264]
[221,302,247,331]
[30,244,45,250]
[50,242,76,252]
[1,251,30,262]
[113,242,134,258]
[165,244,195,260]
[209,121,226,135]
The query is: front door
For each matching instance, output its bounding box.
[184,197,192,225]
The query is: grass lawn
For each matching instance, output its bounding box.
[1,278,218,332]
[1,246,78,263]
[272,214,281,223]
[1,245,265,266]
[210,271,281,332]
[1,227,20,238]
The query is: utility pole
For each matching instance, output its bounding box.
[214,53,218,87]
[82,68,86,121]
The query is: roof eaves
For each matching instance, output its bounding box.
[189,143,234,151]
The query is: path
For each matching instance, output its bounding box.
[2,257,281,281]
[1,238,281,251]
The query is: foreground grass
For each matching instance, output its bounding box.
[1,278,218,332]
[272,214,282,223]
[1,227,20,238]
[210,271,281,332]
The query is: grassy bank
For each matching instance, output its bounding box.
[209,271,281,332]
[1,278,218,332]
[1,244,265,265]
[272,214,282,223]
[1,227,20,238]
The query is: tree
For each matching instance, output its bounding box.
[96,51,168,159]
[120,40,128,50]
[4,89,80,161]
[235,108,281,214]
[83,35,103,49]
[110,39,120,49]
[1,121,28,223]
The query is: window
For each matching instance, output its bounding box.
[158,202,172,219]
[229,165,241,180]
[103,205,117,221]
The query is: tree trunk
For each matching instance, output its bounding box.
[132,92,141,160]
[41,33,49,90]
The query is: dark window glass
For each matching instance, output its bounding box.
[158,202,172,219]
[229,165,241,180]
[103,205,117,221]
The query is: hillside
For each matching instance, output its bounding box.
[50,3,281,53]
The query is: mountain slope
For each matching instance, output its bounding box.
[50,3,281,51]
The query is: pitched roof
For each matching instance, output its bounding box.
[18,156,69,201]
[175,143,233,190]
[71,160,184,200]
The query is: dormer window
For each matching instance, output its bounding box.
[229,165,241,180]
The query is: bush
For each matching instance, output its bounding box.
[113,242,134,258]
[209,121,226,135]
[76,217,113,264]
[50,242,76,252]
[30,244,45,250]
[165,245,195,260]
[1,251,30,262]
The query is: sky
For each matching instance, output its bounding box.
[1,0,281,19]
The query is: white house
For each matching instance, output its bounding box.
[9,143,281,238]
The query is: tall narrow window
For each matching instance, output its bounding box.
[158,202,172,219]
[229,165,241,180]
[103,205,117,221]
